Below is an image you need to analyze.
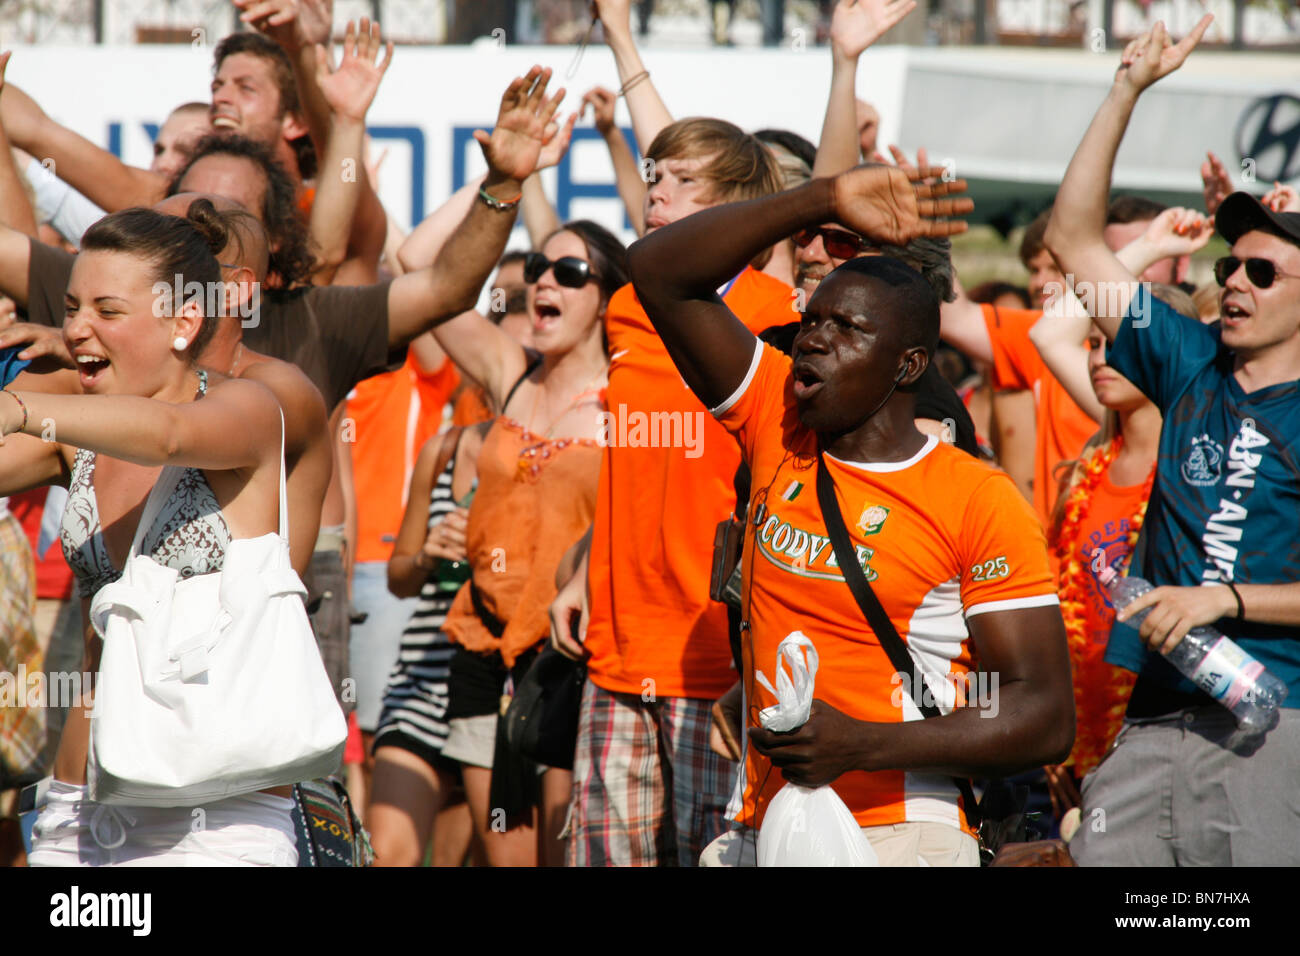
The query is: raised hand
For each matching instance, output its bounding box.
[235,0,334,50]
[476,67,566,190]
[1262,181,1300,214]
[593,0,633,40]
[831,164,972,245]
[581,86,618,135]
[1140,206,1213,259]
[1200,150,1233,217]
[314,18,392,123]
[830,0,918,64]
[1116,15,1213,94]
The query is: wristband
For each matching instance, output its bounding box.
[477,186,522,211]
[1225,579,1245,621]
[619,70,650,97]
[2,389,28,434]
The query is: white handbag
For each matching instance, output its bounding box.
[87,415,346,807]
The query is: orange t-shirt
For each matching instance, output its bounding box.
[584,267,797,700]
[718,342,1059,832]
[347,355,459,563]
[982,305,1098,527]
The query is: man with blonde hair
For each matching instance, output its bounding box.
[551,117,796,866]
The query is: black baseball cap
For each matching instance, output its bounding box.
[1216,191,1300,248]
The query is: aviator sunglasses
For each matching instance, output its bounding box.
[793,227,866,260]
[1214,256,1300,290]
[524,252,599,288]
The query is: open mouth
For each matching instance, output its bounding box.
[211,114,239,130]
[76,354,110,386]
[1221,302,1250,327]
[792,362,824,401]
[533,302,561,330]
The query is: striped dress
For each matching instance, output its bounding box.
[372,451,465,769]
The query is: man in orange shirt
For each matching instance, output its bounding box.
[628,162,1073,866]
[550,118,794,866]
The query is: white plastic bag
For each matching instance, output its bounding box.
[755,632,878,867]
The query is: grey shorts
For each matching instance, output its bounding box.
[1071,705,1300,866]
[305,548,354,716]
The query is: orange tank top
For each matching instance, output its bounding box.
[442,411,603,667]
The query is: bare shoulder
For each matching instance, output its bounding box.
[236,353,328,424]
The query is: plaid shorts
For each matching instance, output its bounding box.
[1,512,44,788]
[566,679,736,867]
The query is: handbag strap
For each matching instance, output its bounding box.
[276,409,288,545]
[814,450,980,827]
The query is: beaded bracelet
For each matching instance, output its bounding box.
[2,388,28,434]
[619,70,650,98]
[477,186,522,212]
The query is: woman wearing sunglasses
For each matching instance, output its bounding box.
[416,220,628,866]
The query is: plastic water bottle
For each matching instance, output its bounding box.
[1100,568,1289,735]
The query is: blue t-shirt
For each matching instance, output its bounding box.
[1103,285,1300,706]
[1,344,31,389]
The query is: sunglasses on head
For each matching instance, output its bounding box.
[524,252,598,288]
[793,227,866,260]
[1214,256,1300,290]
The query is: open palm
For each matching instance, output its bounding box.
[315,18,392,123]
[831,0,917,62]
[476,67,566,185]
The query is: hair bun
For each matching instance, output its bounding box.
[185,197,230,255]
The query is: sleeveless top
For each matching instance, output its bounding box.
[59,375,231,599]
[441,410,603,668]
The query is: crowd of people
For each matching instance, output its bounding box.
[0,0,1297,868]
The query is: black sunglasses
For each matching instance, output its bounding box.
[1214,256,1300,290]
[524,252,598,288]
[793,227,866,260]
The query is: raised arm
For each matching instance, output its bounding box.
[386,66,564,350]
[1028,286,1103,424]
[1,375,280,472]
[0,54,37,240]
[240,0,388,281]
[1044,17,1212,341]
[583,86,646,235]
[812,0,917,178]
[629,164,971,408]
[0,71,166,212]
[306,18,393,285]
[594,0,674,151]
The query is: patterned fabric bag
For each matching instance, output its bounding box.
[290,776,373,867]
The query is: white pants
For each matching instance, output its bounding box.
[28,781,298,867]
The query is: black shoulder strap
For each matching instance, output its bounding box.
[501,352,543,416]
[814,451,980,826]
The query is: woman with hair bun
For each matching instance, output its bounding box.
[0,203,306,866]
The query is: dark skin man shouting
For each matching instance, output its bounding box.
[628,164,1073,866]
